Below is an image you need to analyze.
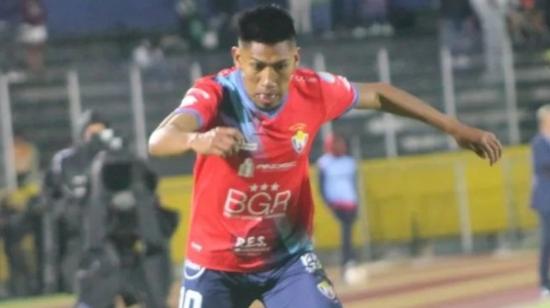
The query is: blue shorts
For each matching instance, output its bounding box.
[178,252,342,308]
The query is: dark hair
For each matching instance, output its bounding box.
[237,5,296,44]
[78,109,110,137]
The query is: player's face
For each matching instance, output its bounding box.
[541,113,550,137]
[333,137,347,156]
[232,40,299,110]
[83,123,107,142]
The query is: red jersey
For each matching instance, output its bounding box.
[175,67,358,272]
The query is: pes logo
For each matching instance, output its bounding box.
[224,183,292,219]
[234,235,270,255]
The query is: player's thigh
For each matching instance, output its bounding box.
[263,252,342,308]
[179,261,255,308]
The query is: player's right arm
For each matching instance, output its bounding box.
[148,112,244,157]
[148,77,245,157]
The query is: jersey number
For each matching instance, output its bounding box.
[179,287,203,308]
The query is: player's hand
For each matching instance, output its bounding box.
[452,124,503,165]
[188,127,244,157]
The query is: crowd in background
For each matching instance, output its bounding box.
[1,0,550,74]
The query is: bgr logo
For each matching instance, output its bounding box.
[224,184,291,219]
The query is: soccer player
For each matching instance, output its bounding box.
[149,5,502,308]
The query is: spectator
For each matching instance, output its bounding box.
[361,0,393,37]
[0,129,42,296]
[317,133,364,284]
[132,39,165,70]
[196,0,238,49]
[531,104,550,297]
[469,0,511,81]
[175,0,205,50]
[18,0,47,73]
[13,129,40,186]
[289,0,312,35]
[438,0,475,69]
[508,0,547,44]
[312,0,333,38]
[0,0,19,71]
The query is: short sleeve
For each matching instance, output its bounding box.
[318,72,359,122]
[174,77,222,131]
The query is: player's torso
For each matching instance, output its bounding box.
[188,69,324,269]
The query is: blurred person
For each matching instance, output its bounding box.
[469,0,511,81]
[0,0,20,72]
[18,0,47,73]
[289,0,312,35]
[0,129,42,296]
[531,104,550,297]
[311,0,334,39]
[239,0,288,10]
[317,133,362,284]
[508,0,548,44]
[196,0,238,49]
[74,134,177,308]
[544,0,550,29]
[361,0,393,37]
[149,5,502,307]
[13,128,40,185]
[438,0,475,69]
[175,0,206,50]
[132,38,165,70]
[42,110,111,292]
[332,0,360,32]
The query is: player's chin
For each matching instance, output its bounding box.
[254,99,279,110]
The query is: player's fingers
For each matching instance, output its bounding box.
[218,127,245,143]
[488,138,502,163]
[493,136,503,160]
[487,133,503,164]
[473,144,485,159]
[210,147,225,157]
[214,141,233,155]
[219,135,241,155]
[216,137,242,157]
[482,140,497,165]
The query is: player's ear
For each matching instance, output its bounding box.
[294,47,301,67]
[232,46,241,68]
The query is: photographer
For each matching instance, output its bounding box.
[41,110,111,292]
[75,126,176,308]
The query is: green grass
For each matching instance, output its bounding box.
[0,294,74,308]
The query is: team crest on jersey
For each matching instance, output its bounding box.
[290,123,309,154]
[317,280,337,300]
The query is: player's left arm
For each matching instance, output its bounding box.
[352,82,503,165]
